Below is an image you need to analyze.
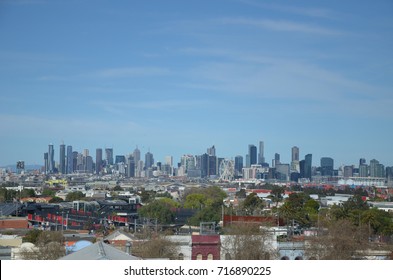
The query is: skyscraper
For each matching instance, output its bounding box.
[67,145,73,174]
[105,148,114,166]
[145,151,154,169]
[291,146,299,162]
[304,154,312,180]
[48,144,55,173]
[320,157,334,177]
[127,155,135,178]
[235,155,243,176]
[44,152,49,174]
[96,148,103,174]
[59,143,66,174]
[207,145,216,157]
[258,141,265,164]
[133,147,141,164]
[248,144,257,167]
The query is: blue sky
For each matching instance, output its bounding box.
[0,0,392,168]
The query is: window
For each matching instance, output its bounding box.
[196,253,203,260]
[207,253,213,260]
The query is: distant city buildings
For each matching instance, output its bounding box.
[38,141,391,185]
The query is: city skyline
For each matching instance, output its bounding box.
[0,0,392,167]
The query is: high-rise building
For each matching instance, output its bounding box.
[145,152,154,169]
[67,145,73,174]
[304,154,312,180]
[235,155,243,176]
[248,144,257,167]
[273,153,280,168]
[127,155,135,178]
[105,148,114,166]
[165,156,173,167]
[115,155,126,164]
[343,165,354,178]
[258,141,265,164]
[200,153,209,178]
[359,158,366,166]
[359,164,368,177]
[291,146,299,162]
[85,155,93,173]
[207,145,216,157]
[59,143,66,174]
[321,157,334,177]
[133,147,141,163]
[96,148,103,174]
[44,152,49,174]
[370,159,385,178]
[208,155,217,177]
[48,144,55,173]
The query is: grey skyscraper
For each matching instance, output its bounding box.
[291,146,299,162]
[127,155,135,177]
[248,144,257,166]
[133,147,141,164]
[48,144,55,173]
[59,143,66,174]
[44,152,49,174]
[67,145,73,174]
[145,151,154,169]
[258,141,265,164]
[235,155,243,176]
[207,145,216,157]
[105,148,114,165]
[320,157,334,177]
[96,148,103,174]
[304,154,312,180]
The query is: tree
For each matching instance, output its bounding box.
[241,193,265,215]
[65,191,85,201]
[133,234,179,259]
[138,199,175,224]
[42,188,56,197]
[222,223,278,260]
[268,186,285,207]
[20,231,66,260]
[49,196,64,203]
[305,218,369,260]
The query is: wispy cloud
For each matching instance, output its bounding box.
[239,0,339,20]
[93,67,171,78]
[218,17,343,35]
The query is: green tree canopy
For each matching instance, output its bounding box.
[65,191,85,201]
[138,199,175,224]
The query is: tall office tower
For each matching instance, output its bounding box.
[273,153,280,168]
[96,148,103,174]
[258,141,265,164]
[83,149,89,157]
[248,144,257,166]
[126,155,135,178]
[133,147,141,164]
[359,164,368,177]
[44,152,49,174]
[48,144,55,173]
[105,148,114,166]
[208,155,217,177]
[207,145,216,157]
[343,165,354,178]
[200,153,209,178]
[181,155,195,173]
[85,156,93,173]
[246,154,250,168]
[145,151,154,169]
[235,155,243,176]
[320,157,334,177]
[66,145,73,174]
[370,159,379,177]
[165,156,173,167]
[304,154,312,180]
[59,143,66,174]
[359,158,366,166]
[299,159,305,178]
[115,155,126,164]
[72,151,78,172]
[292,146,299,162]
[290,146,300,172]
